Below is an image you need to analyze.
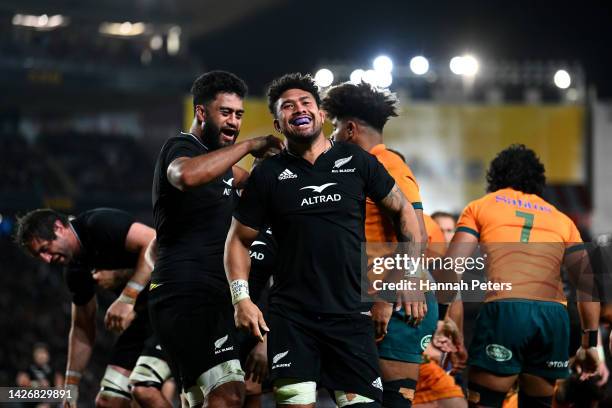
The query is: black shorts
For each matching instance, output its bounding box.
[268,306,382,402]
[110,307,153,369]
[149,293,241,390]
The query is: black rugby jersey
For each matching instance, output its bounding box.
[234,141,395,314]
[65,208,139,306]
[249,227,276,302]
[152,132,238,295]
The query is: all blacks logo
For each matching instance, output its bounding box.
[485,344,513,362]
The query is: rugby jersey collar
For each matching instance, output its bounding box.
[181,132,209,150]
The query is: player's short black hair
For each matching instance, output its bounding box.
[191,70,248,108]
[486,144,546,195]
[267,73,321,116]
[321,82,398,132]
[14,209,69,250]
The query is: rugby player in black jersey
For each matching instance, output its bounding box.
[150,70,282,408]
[16,208,172,408]
[225,73,424,407]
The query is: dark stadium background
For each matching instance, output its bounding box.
[1,0,612,406]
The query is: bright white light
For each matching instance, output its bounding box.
[150,35,163,50]
[12,13,67,30]
[450,55,479,76]
[554,70,571,89]
[363,69,378,86]
[350,69,365,84]
[410,56,429,75]
[314,68,334,87]
[373,55,393,73]
[462,55,479,76]
[361,70,392,88]
[377,71,393,88]
[99,21,147,36]
[450,56,464,75]
[167,26,181,55]
[38,14,48,26]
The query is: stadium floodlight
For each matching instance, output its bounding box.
[314,68,334,88]
[167,26,181,55]
[450,56,464,75]
[410,56,429,75]
[450,55,479,76]
[150,35,163,50]
[373,55,393,73]
[12,13,68,30]
[350,69,365,84]
[462,55,479,76]
[100,21,147,36]
[554,69,571,89]
[377,71,393,88]
[363,69,378,86]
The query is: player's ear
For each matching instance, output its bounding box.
[195,104,207,123]
[318,107,326,123]
[346,121,357,140]
[273,118,281,133]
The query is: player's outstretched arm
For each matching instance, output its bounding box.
[105,223,155,332]
[65,298,96,407]
[225,217,269,342]
[167,136,283,191]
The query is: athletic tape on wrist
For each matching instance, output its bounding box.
[230,279,250,305]
[597,345,605,362]
[117,293,136,305]
[65,370,81,384]
[127,281,145,292]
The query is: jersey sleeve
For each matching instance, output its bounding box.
[87,209,135,251]
[234,164,269,230]
[363,151,395,202]
[64,265,96,306]
[388,159,422,210]
[564,216,584,253]
[164,138,202,168]
[456,201,480,239]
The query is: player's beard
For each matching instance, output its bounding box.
[283,120,322,146]
[202,120,239,150]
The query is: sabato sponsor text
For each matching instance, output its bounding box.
[372,279,512,291]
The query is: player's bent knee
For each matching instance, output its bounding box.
[196,359,244,396]
[334,390,377,407]
[131,385,160,404]
[382,379,417,407]
[99,366,132,401]
[274,379,317,405]
[129,355,172,390]
[466,383,506,408]
[184,359,245,407]
[518,390,552,408]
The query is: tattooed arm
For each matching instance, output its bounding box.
[378,183,422,244]
[373,183,427,329]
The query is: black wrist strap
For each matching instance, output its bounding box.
[583,329,598,348]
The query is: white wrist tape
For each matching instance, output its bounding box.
[597,345,605,362]
[230,279,250,305]
[126,281,145,292]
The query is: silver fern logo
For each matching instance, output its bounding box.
[334,156,353,168]
[273,350,289,364]
[214,335,229,349]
